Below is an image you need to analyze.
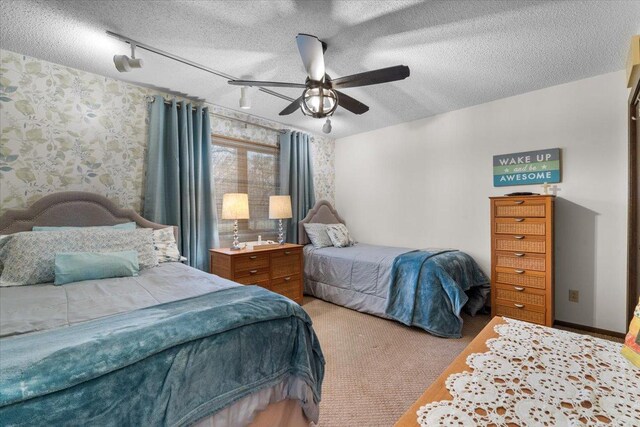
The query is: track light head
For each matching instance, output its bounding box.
[322,118,332,134]
[239,86,251,109]
[113,43,144,72]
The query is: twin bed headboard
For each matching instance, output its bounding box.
[298,200,345,245]
[0,192,176,238]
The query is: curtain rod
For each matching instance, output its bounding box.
[106,31,295,103]
[148,96,287,134]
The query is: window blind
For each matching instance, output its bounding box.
[212,135,279,246]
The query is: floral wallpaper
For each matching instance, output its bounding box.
[0,49,335,215]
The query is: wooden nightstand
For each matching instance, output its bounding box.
[209,243,304,304]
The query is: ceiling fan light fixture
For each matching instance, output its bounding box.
[239,86,251,109]
[301,87,337,118]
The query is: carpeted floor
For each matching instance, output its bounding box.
[301,297,491,427]
[302,296,624,427]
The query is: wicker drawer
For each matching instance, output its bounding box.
[494,235,546,253]
[270,249,301,279]
[494,199,546,217]
[495,283,546,307]
[271,275,302,301]
[234,267,270,284]
[234,252,270,272]
[496,303,545,325]
[496,251,545,271]
[494,267,546,289]
[494,217,546,235]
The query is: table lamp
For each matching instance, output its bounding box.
[269,195,292,244]
[222,193,249,250]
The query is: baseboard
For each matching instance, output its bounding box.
[553,320,626,339]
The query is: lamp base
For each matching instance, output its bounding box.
[277,218,285,245]
[230,219,242,250]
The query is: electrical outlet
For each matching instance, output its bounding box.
[568,290,579,303]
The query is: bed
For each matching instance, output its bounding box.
[394,316,640,426]
[299,200,489,338]
[0,192,324,427]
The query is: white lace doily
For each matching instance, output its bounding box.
[416,318,640,426]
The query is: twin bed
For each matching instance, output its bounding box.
[299,200,490,338]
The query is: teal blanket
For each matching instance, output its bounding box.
[386,250,489,338]
[0,286,325,426]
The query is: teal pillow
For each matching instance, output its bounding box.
[54,251,139,285]
[33,222,136,231]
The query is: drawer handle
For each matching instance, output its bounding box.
[514,286,525,291]
[284,251,291,255]
[514,235,525,240]
[514,253,525,257]
[514,303,525,308]
[514,200,524,205]
[249,270,258,275]
[514,269,525,274]
[283,277,291,282]
[514,218,525,222]
[249,255,258,260]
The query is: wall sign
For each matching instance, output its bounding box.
[493,148,561,187]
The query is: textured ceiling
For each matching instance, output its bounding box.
[1,0,639,138]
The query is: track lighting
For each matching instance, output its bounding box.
[113,43,143,72]
[322,118,332,134]
[239,86,251,109]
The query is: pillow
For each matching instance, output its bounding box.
[622,298,640,368]
[54,251,139,285]
[303,223,333,248]
[153,227,181,263]
[0,228,158,287]
[32,222,136,231]
[325,224,355,248]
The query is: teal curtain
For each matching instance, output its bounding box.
[143,95,219,271]
[279,131,315,243]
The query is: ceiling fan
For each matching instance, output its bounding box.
[228,34,410,120]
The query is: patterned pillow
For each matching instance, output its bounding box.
[303,223,333,248]
[153,227,181,263]
[622,298,640,368]
[0,228,158,287]
[326,224,355,248]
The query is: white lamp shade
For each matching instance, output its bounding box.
[221,193,250,220]
[269,195,292,219]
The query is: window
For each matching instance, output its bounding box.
[212,135,279,246]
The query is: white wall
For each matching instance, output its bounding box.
[335,70,629,333]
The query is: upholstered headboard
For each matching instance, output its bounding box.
[0,191,176,238]
[298,200,346,245]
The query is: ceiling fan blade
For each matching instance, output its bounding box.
[331,65,410,89]
[335,91,369,115]
[228,79,306,89]
[296,34,326,82]
[279,97,302,116]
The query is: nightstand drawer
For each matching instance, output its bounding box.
[234,253,270,272]
[495,303,545,325]
[271,275,302,301]
[235,267,270,284]
[270,249,301,279]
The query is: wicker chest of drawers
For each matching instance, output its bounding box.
[209,243,303,304]
[490,195,555,326]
